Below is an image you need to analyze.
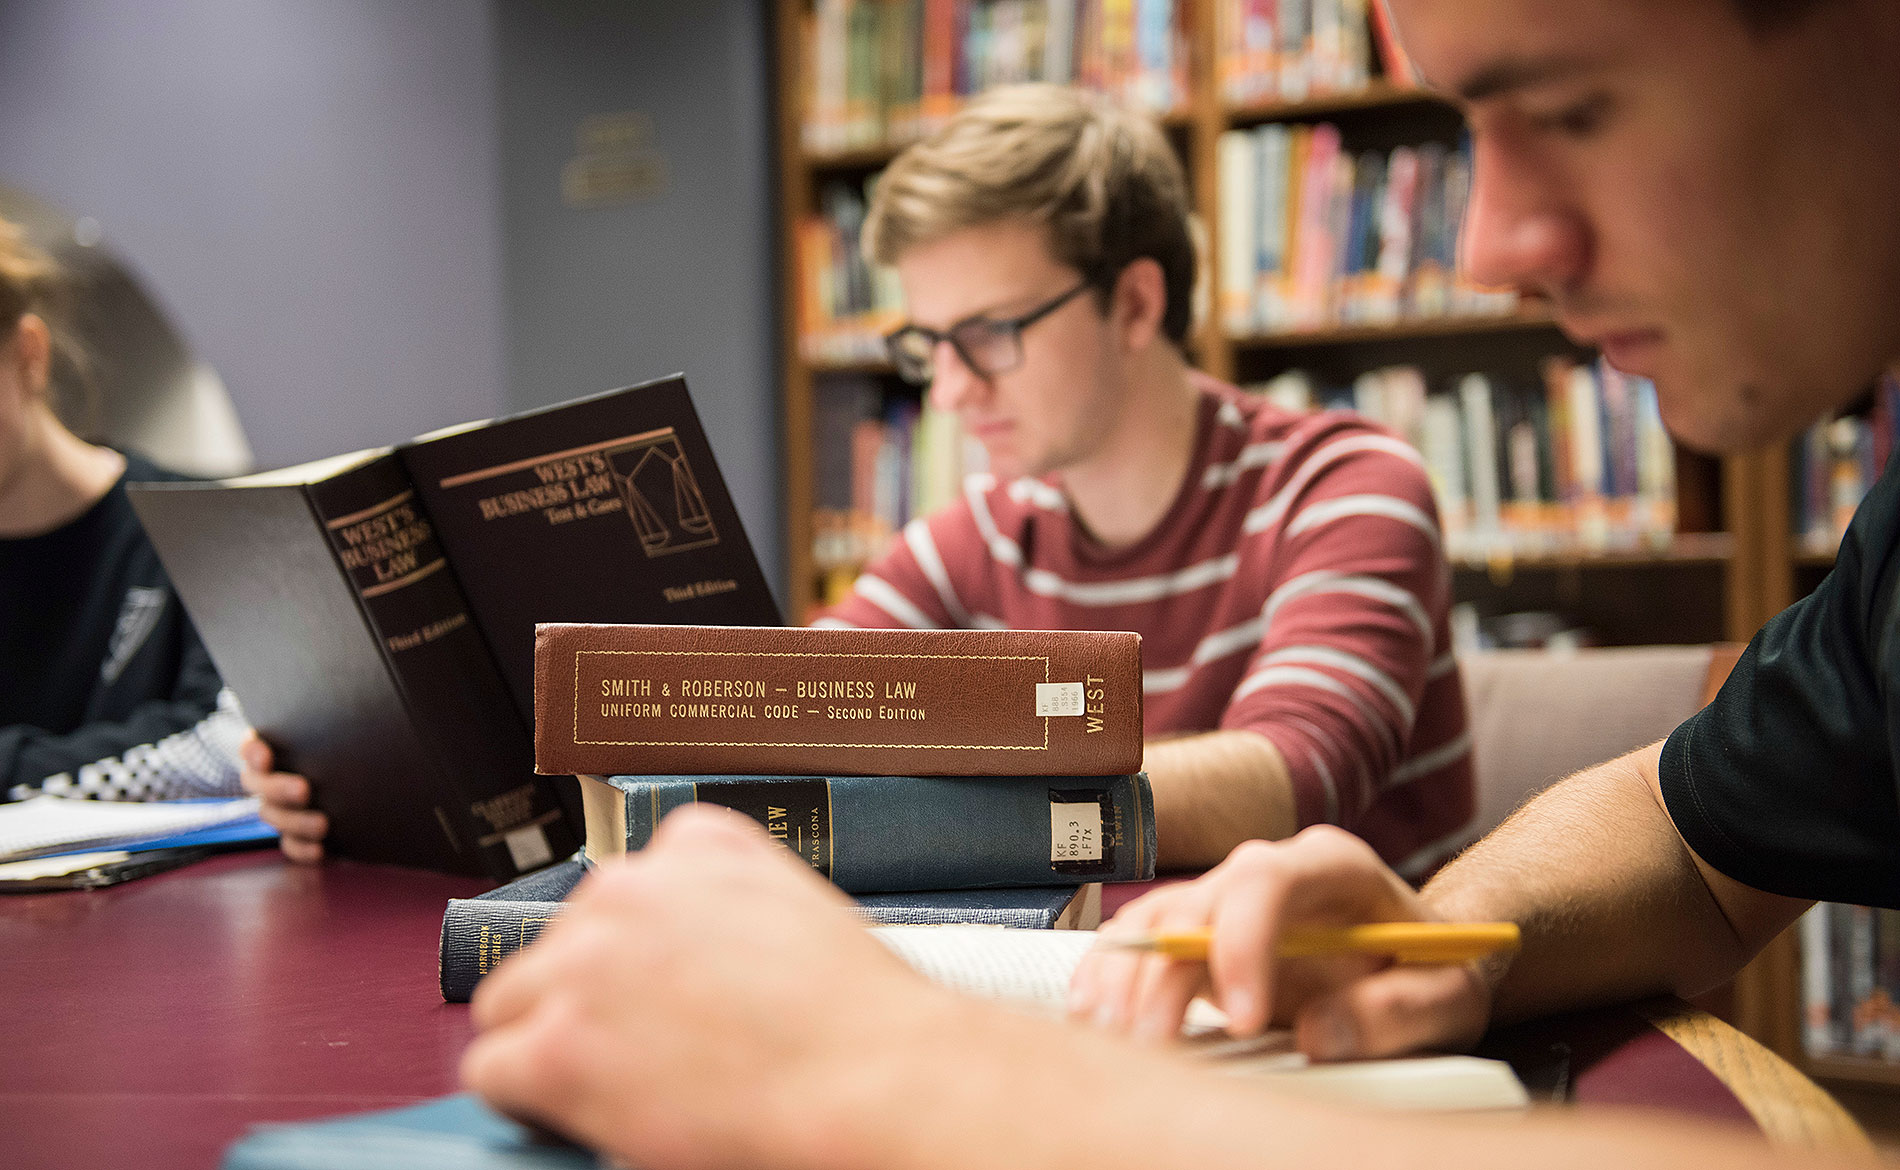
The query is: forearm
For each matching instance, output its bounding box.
[1422,741,1766,1022]
[1145,730,1299,871]
[801,987,1869,1170]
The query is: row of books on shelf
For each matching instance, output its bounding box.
[1217,0,1413,105]
[442,623,1157,1000]
[1793,372,1900,553]
[808,355,1674,589]
[811,376,986,602]
[1218,125,1518,335]
[802,0,1188,153]
[799,178,906,365]
[1803,902,1900,1062]
[1256,358,1677,560]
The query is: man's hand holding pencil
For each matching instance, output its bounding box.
[1066,825,1507,1061]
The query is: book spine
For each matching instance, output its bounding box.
[438,888,1086,1002]
[535,624,1144,777]
[307,455,575,880]
[439,898,566,1002]
[613,772,1155,891]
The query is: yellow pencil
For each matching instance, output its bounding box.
[1096,922,1521,964]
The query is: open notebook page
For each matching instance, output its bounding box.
[870,925,1529,1111]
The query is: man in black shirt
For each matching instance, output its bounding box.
[457,2,1900,1168]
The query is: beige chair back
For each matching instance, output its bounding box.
[1458,645,1740,844]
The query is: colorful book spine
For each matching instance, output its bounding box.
[1216,127,1518,336]
[1243,357,1678,562]
[1790,373,1900,553]
[534,623,1145,777]
[803,0,1186,153]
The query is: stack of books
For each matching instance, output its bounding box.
[438,623,1158,1002]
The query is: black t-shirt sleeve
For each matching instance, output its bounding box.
[1660,458,1900,908]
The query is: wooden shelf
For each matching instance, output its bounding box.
[804,106,1192,173]
[1450,533,1734,572]
[1224,81,1448,126]
[1809,1054,1900,1088]
[808,354,896,376]
[1231,311,1562,349]
[799,314,1562,373]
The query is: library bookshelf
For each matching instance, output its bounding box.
[772,0,1830,1068]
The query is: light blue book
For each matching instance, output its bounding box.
[222,1093,597,1170]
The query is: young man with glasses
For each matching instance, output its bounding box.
[816,83,1474,875]
[239,84,1474,872]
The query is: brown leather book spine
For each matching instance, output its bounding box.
[534,624,1143,776]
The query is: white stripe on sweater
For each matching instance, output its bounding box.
[1287,494,1440,549]
[1262,571,1435,653]
[1244,434,1426,537]
[854,574,940,630]
[1258,645,1416,732]
[902,520,970,627]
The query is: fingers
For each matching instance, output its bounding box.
[1293,962,1492,1061]
[238,734,328,863]
[246,768,311,810]
[462,992,589,1142]
[1126,884,1221,1042]
[258,800,327,863]
[1067,890,1169,1030]
[238,733,273,778]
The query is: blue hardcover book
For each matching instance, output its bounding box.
[438,856,1102,1002]
[581,772,1155,892]
[222,1093,596,1170]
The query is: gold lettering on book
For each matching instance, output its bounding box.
[668,703,757,718]
[601,678,653,697]
[476,453,618,525]
[764,805,789,841]
[679,678,766,699]
[333,502,435,583]
[662,578,739,603]
[600,702,662,718]
[385,612,470,653]
[1086,675,1106,734]
[796,679,874,700]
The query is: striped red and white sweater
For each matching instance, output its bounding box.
[817,375,1474,879]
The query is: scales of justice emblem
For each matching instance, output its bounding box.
[602,428,719,557]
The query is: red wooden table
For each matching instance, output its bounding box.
[1,851,487,1168]
[2,856,1865,1168]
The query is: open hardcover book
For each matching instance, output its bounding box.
[874,925,1530,1112]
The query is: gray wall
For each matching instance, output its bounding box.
[495,1,781,596]
[0,0,509,467]
[0,0,783,598]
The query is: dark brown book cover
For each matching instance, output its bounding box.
[396,374,783,724]
[130,451,573,878]
[534,623,1143,776]
[128,373,781,878]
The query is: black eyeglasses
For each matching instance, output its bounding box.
[883,281,1093,386]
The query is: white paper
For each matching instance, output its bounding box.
[0,795,261,863]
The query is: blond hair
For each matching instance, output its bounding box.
[0,215,90,429]
[863,84,1196,344]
